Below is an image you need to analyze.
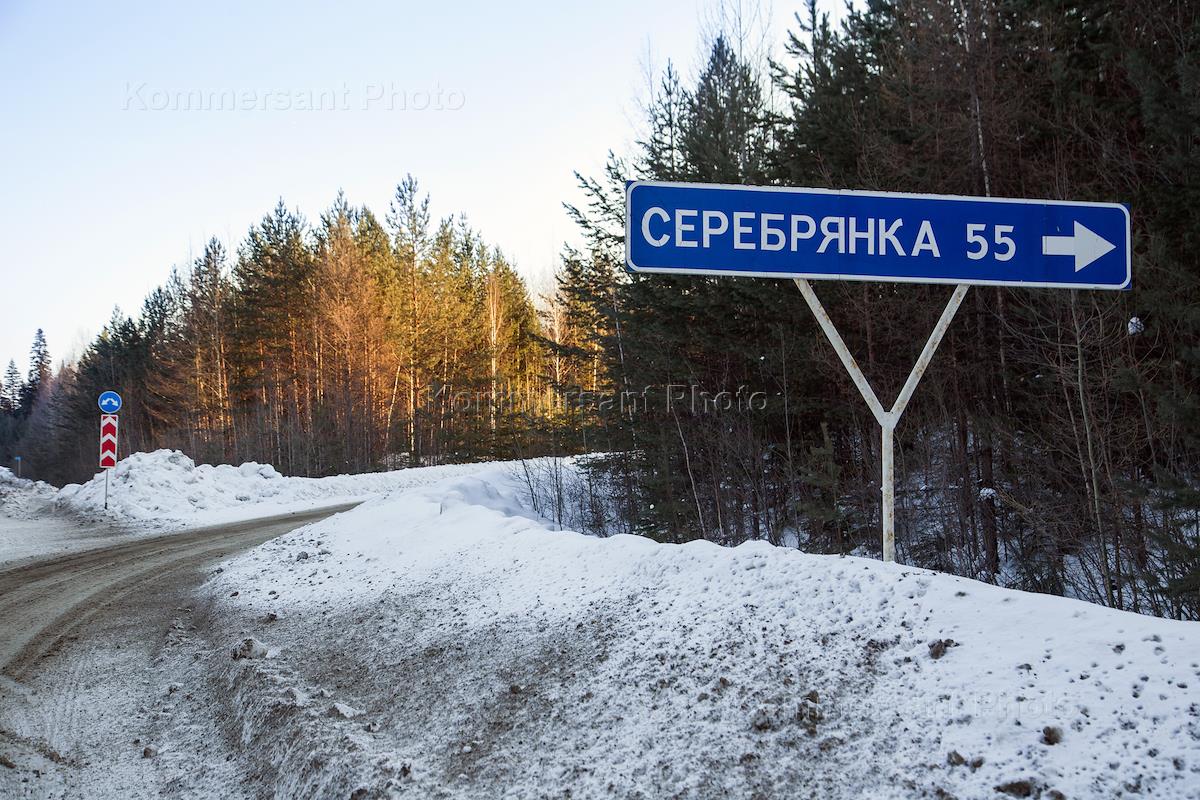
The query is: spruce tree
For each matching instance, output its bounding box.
[4,360,24,415]
[18,330,51,415]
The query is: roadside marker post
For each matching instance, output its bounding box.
[98,391,122,510]
[625,181,1132,563]
[100,414,119,468]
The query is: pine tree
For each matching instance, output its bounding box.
[177,239,235,460]
[230,200,317,471]
[18,330,51,415]
[312,192,389,473]
[681,34,769,184]
[385,175,435,464]
[639,63,689,181]
[0,361,18,413]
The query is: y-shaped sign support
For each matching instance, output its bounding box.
[794,279,969,562]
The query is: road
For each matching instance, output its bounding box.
[0,503,358,797]
[0,504,358,679]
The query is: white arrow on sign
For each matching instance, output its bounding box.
[101,433,118,444]
[1042,221,1116,272]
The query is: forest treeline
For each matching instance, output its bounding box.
[550,0,1199,619]
[1,0,1197,618]
[0,179,555,482]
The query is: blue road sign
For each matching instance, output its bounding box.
[625,181,1131,290]
[98,391,122,414]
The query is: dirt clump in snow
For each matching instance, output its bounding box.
[231,637,271,660]
[928,638,957,659]
[328,702,363,719]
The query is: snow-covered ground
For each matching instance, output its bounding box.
[0,451,493,566]
[201,461,1200,799]
[0,467,57,514]
[54,450,490,527]
[0,466,118,566]
[4,453,1198,796]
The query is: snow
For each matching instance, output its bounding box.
[0,466,119,566]
[0,466,57,515]
[1128,316,1145,335]
[4,452,1198,795]
[0,450,494,566]
[54,449,489,527]
[205,461,1200,798]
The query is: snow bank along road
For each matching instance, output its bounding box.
[0,504,359,678]
[2,455,1198,798]
[204,463,1200,799]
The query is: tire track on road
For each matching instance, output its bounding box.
[0,503,359,680]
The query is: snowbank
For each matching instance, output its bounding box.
[54,449,489,527]
[0,450,495,566]
[0,466,57,513]
[0,467,89,566]
[205,463,1200,798]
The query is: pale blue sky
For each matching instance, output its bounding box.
[0,1,831,373]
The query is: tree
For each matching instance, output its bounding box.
[1,360,21,414]
[385,175,434,464]
[18,330,51,415]
[3,180,552,485]
[229,200,318,472]
[312,192,388,473]
[556,0,1200,618]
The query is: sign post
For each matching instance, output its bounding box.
[625,181,1131,562]
[98,391,122,510]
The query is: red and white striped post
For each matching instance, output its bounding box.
[100,413,118,509]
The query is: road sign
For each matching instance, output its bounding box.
[100,414,119,469]
[625,179,1133,565]
[625,181,1131,290]
[98,390,123,414]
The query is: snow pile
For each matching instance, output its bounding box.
[54,449,491,527]
[206,464,1200,799]
[0,465,54,503]
[0,466,117,566]
[0,466,26,487]
[0,462,57,520]
[0,466,57,518]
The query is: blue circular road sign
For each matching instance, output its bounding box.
[98,391,123,413]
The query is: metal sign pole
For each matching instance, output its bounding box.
[794,279,969,562]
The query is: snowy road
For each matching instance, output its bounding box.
[0,503,358,798]
[0,503,360,678]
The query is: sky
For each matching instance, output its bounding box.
[0,1,837,375]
